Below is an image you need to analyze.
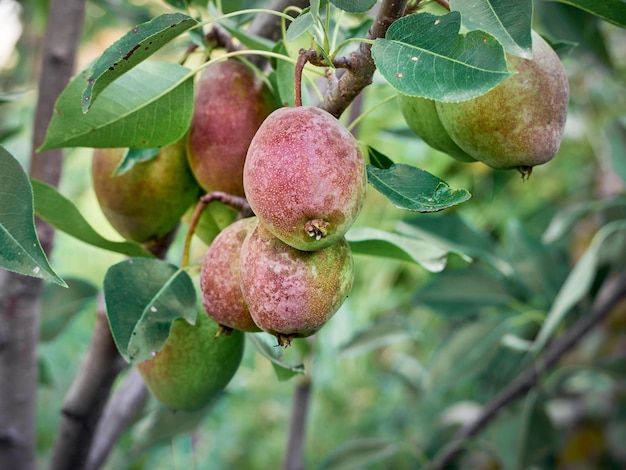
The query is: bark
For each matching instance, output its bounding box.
[0,0,85,468]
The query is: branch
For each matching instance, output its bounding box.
[320,0,409,118]
[282,376,313,470]
[428,270,626,470]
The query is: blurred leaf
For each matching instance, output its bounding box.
[40,277,98,342]
[162,0,189,10]
[0,147,66,286]
[607,118,626,184]
[286,10,314,41]
[415,267,510,317]
[330,0,377,13]
[38,356,54,387]
[318,438,399,470]
[40,61,194,151]
[338,317,414,358]
[346,227,448,272]
[372,12,511,102]
[31,179,154,258]
[366,164,471,212]
[450,0,533,58]
[113,148,161,176]
[103,258,197,364]
[532,219,626,352]
[82,13,197,112]
[547,0,626,28]
[0,90,30,104]
[366,146,394,169]
[247,332,305,381]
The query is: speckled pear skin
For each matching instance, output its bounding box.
[92,140,201,244]
[187,59,279,196]
[398,95,476,162]
[437,31,569,172]
[239,221,354,346]
[200,217,260,332]
[243,106,367,252]
[137,312,244,411]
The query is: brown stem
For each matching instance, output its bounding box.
[428,270,626,470]
[282,376,313,470]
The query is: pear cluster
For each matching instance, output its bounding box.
[399,31,569,177]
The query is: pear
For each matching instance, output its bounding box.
[243,106,367,251]
[137,312,244,411]
[239,221,354,346]
[200,217,260,332]
[398,95,476,163]
[187,59,279,196]
[92,140,200,244]
[436,31,569,175]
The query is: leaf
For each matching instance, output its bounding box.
[371,11,511,102]
[366,163,471,212]
[39,61,194,151]
[450,0,533,58]
[246,332,305,381]
[330,0,377,13]
[338,317,413,358]
[31,179,153,258]
[346,227,448,272]
[40,277,99,342]
[548,0,626,28]
[367,146,394,169]
[0,147,66,286]
[113,147,161,176]
[532,219,626,352]
[269,42,296,107]
[318,438,398,470]
[0,89,30,104]
[82,13,197,112]
[286,10,315,42]
[607,118,626,184]
[103,258,197,364]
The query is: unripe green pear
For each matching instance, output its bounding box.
[200,217,260,332]
[92,140,200,244]
[187,59,279,196]
[137,312,244,411]
[436,31,569,175]
[239,221,354,346]
[398,95,476,163]
[243,106,366,251]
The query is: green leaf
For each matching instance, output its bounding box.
[366,163,471,212]
[330,0,377,13]
[607,118,626,184]
[113,147,161,176]
[450,0,533,58]
[416,267,511,317]
[247,332,305,381]
[318,438,398,470]
[0,89,30,104]
[0,147,66,286]
[40,277,99,342]
[269,42,296,107]
[532,219,626,352]
[346,227,448,272]
[371,11,511,102]
[367,146,394,169]
[82,13,197,112]
[338,317,413,358]
[31,179,153,258]
[39,61,194,151]
[103,258,197,364]
[547,0,626,28]
[286,11,315,41]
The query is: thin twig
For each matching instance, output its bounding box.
[282,376,313,470]
[428,270,626,470]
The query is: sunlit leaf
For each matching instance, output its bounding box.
[82,13,197,111]
[247,332,305,381]
[31,179,153,258]
[104,258,197,364]
[372,11,511,102]
[367,164,471,212]
[0,147,66,286]
[40,61,194,151]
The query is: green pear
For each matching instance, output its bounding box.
[398,94,476,163]
[436,31,569,175]
[243,106,367,251]
[137,312,244,411]
[92,140,201,244]
[187,59,279,196]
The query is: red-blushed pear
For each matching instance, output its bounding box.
[92,140,200,244]
[436,31,569,177]
[187,59,279,196]
[243,106,367,251]
[200,216,260,332]
[239,221,354,347]
[136,312,244,411]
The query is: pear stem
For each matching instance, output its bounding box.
[181,192,251,268]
